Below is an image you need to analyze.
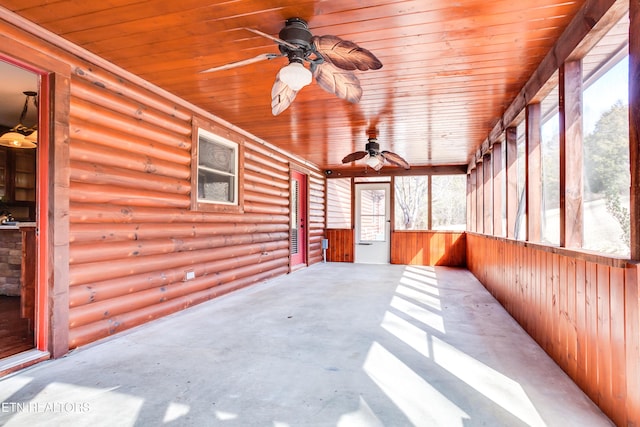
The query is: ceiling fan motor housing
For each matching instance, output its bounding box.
[365,138,380,155]
[279,18,313,51]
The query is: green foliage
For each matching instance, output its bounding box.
[605,191,630,246]
[584,100,630,246]
[584,101,629,194]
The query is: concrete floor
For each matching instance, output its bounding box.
[0,263,613,426]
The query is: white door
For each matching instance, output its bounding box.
[355,183,391,263]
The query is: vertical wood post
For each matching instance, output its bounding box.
[630,0,640,260]
[526,103,542,242]
[476,160,484,233]
[469,169,477,232]
[559,60,584,248]
[506,127,518,238]
[49,73,71,358]
[467,172,472,231]
[493,142,504,236]
[483,154,493,235]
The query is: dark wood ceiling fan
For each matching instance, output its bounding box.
[342,135,410,171]
[201,18,383,116]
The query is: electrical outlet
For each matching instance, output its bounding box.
[184,270,195,281]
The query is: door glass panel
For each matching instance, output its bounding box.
[359,189,386,241]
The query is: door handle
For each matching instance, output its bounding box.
[358,242,373,245]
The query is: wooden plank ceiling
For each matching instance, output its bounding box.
[2,0,590,171]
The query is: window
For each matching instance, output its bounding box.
[394,175,428,230]
[541,87,560,245]
[515,121,527,240]
[394,175,466,231]
[191,122,243,212]
[326,178,351,229]
[582,57,629,257]
[432,175,466,230]
[359,188,386,241]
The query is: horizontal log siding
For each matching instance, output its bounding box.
[466,233,640,426]
[66,67,315,348]
[391,231,466,266]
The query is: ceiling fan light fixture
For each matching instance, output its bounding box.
[25,130,38,143]
[365,154,384,171]
[0,131,36,149]
[0,90,38,149]
[279,61,312,91]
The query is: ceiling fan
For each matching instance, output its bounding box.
[201,18,382,115]
[342,136,410,171]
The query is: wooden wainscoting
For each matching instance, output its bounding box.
[325,229,467,266]
[466,233,640,427]
[391,231,466,266]
[325,229,354,262]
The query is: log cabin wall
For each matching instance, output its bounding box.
[0,14,325,352]
[66,71,325,348]
[466,233,640,426]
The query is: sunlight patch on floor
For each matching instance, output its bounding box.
[3,382,143,427]
[0,375,33,402]
[364,341,469,426]
[390,296,445,334]
[396,284,442,310]
[401,270,439,288]
[337,396,384,427]
[381,311,431,358]
[431,336,545,427]
[163,402,190,423]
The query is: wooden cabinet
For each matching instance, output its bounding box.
[0,147,36,221]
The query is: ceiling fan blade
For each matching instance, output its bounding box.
[314,62,363,103]
[312,35,383,71]
[271,75,298,116]
[201,53,283,73]
[244,27,300,51]
[342,151,367,163]
[381,151,410,169]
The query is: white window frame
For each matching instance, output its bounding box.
[191,119,243,213]
[196,129,238,205]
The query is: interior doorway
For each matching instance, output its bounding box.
[0,60,39,359]
[355,182,391,263]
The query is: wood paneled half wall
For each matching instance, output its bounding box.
[466,233,640,427]
[326,229,466,267]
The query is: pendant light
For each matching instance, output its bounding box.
[0,91,38,149]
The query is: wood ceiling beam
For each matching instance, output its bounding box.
[325,165,466,178]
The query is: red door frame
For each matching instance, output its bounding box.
[290,170,307,268]
[0,55,51,359]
